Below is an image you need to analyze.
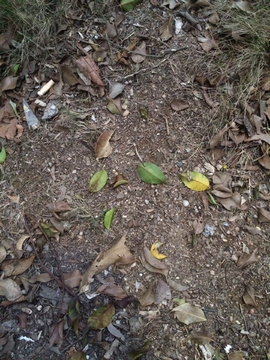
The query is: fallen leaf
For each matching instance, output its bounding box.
[95,129,114,159]
[258,154,270,170]
[68,352,87,360]
[141,247,168,277]
[17,312,27,329]
[172,303,206,325]
[127,341,149,360]
[61,65,81,86]
[154,278,171,304]
[89,169,108,193]
[88,304,115,329]
[0,75,18,93]
[120,0,143,11]
[159,16,174,42]
[162,0,180,10]
[150,241,167,259]
[242,285,257,307]
[104,208,116,229]
[237,248,258,269]
[40,222,59,238]
[1,254,35,277]
[107,96,123,115]
[27,273,52,283]
[63,269,82,288]
[107,323,125,341]
[188,331,213,345]
[0,146,6,163]
[75,55,104,86]
[167,279,189,292]
[50,217,64,234]
[0,246,7,263]
[131,41,147,64]
[170,99,189,111]
[179,171,209,191]
[104,22,117,38]
[108,80,125,98]
[97,283,127,300]
[257,207,270,223]
[113,173,129,188]
[138,283,155,307]
[49,319,64,347]
[192,218,204,235]
[115,295,137,308]
[80,234,135,293]
[210,125,229,148]
[68,298,80,336]
[137,162,166,184]
[0,278,22,301]
[232,0,253,13]
[216,192,246,210]
[47,201,72,213]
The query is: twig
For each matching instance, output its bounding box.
[24,216,76,298]
[133,143,145,165]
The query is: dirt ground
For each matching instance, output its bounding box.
[0,1,269,359]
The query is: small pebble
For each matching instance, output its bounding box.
[203,224,216,237]
[182,200,189,207]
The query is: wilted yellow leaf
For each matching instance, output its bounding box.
[179,171,209,191]
[150,241,167,259]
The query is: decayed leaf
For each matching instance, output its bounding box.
[228,351,245,360]
[27,273,52,283]
[116,295,137,309]
[40,222,59,238]
[137,162,166,184]
[141,247,169,277]
[69,352,87,360]
[108,80,125,98]
[162,0,180,9]
[97,283,127,300]
[88,304,115,329]
[107,323,125,341]
[0,278,22,301]
[232,0,253,13]
[192,218,204,235]
[150,241,167,259]
[237,248,258,269]
[210,125,229,148]
[217,192,247,211]
[60,65,81,86]
[50,217,64,234]
[95,129,114,159]
[170,99,189,111]
[80,234,135,293]
[104,22,117,38]
[113,173,129,188]
[49,319,64,347]
[242,285,257,307]
[179,171,209,191]
[0,75,18,93]
[120,0,143,11]
[138,283,156,307]
[188,331,213,345]
[131,41,147,64]
[258,154,270,170]
[172,303,206,325]
[1,254,35,277]
[0,246,7,263]
[107,96,123,115]
[0,146,6,163]
[89,169,108,193]
[155,278,171,304]
[68,298,80,336]
[15,235,29,251]
[257,207,270,223]
[167,278,189,292]
[159,16,174,42]
[63,269,82,288]
[127,341,149,360]
[47,201,72,212]
[75,55,104,86]
[104,208,116,229]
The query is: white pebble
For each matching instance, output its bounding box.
[182,200,189,207]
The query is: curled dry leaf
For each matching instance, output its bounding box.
[188,331,213,345]
[192,218,204,235]
[113,173,129,188]
[258,154,270,170]
[170,99,189,111]
[141,247,168,277]
[0,278,22,301]
[95,129,114,159]
[242,285,257,307]
[80,234,135,293]
[16,235,30,251]
[150,241,167,259]
[138,283,156,307]
[155,278,171,304]
[1,254,35,277]
[131,41,147,64]
[237,248,258,269]
[47,201,72,213]
[0,246,7,263]
[167,278,189,292]
[257,207,270,223]
[97,283,127,300]
[172,303,206,325]
[0,75,18,93]
[27,273,52,283]
[159,16,174,42]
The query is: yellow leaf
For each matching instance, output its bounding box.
[150,241,167,260]
[179,171,209,192]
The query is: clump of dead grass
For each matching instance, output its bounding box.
[206,0,270,103]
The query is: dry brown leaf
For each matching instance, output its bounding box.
[228,351,245,360]
[140,251,168,277]
[246,133,270,146]
[97,283,127,300]
[159,16,174,42]
[47,201,72,212]
[80,234,135,293]
[170,99,189,111]
[142,247,168,278]
[257,207,270,223]
[75,55,104,86]
[138,283,156,307]
[1,254,35,277]
[107,96,123,115]
[27,273,52,283]
[172,303,206,325]
[50,217,64,234]
[60,65,81,86]
[104,22,117,38]
[0,278,22,301]
[95,129,115,159]
[192,218,204,235]
[63,269,82,288]
[242,285,257,307]
[217,192,247,210]
[188,330,213,345]
[131,41,147,64]
[209,125,229,148]
[258,154,270,170]
[237,248,258,269]
[0,76,18,93]
[0,246,7,263]
[154,278,171,304]
[49,319,64,347]
[167,278,189,292]
[16,235,29,251]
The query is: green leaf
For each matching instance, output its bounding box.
[40,222,58,238]
[9,100,19,117]
[68,299,80,337]
[127,341,150,360]
[0,146,6,164]
[10,64,20,76]
[179,171,209,191]
[120,0,143,11]
[137,162,166,184]
[89,169,108,193]
[104,208,116,229]
[88,304,115,329]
